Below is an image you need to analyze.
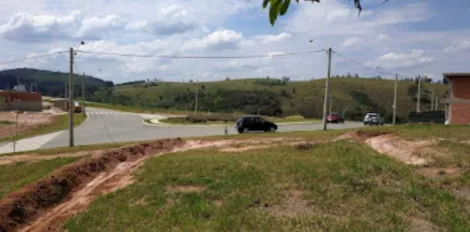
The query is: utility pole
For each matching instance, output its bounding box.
[64,81,67,99]
[416,75,421,113]
[392,74,398,125]
[435,97,439,111]
[430,90,435,111]
[322,48,332,131]
[329,95,333,114]
[68,47,74,147]
[194,80,199,115]
[82,72,86,116]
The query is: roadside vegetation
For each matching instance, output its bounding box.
[1,68,448,123]
[1,124,469,231]
[159,114,319,125]
[65,137,470,231]
[0,113,86,143]
[0,157,79,198]
[87,102,188,115]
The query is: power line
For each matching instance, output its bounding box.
[76,49,327,59]
[331,50,397,76]
[0,51,67,66]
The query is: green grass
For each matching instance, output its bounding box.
[159,115,320,125]
[87,102,188,115]
[359,124,470,141]
[0,157,79,199]
[114,77,448,121]
[0,141,138,157]
[65,141,470,231]
[0,120,13,125]
[0,113,86,143]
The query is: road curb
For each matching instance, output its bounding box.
[142,120,227,127]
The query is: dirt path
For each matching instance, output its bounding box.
[0,139,185,232]
[1,137,314,232]
[364,134,437,166]
[0,111,59,139]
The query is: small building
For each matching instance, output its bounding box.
[443,73,470,124]
[0,91,42,112]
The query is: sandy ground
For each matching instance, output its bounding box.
[0,108,64,139]
[365,134,437,167]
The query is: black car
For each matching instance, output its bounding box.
[235,116,277,133]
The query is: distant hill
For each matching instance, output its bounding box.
[1,68,448,122]
[0,68,113,98]
[104,77,448,122]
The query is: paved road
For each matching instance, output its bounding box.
[37,107,363,149]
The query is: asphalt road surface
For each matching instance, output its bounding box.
[42,107,364,149]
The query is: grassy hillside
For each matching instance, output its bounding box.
[64,126,470,231]
[0,68,447,122]
[0,68,113,97]
[110,77,448,122]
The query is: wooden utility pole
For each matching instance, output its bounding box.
[393,74,398,125]
[431,90,435,111]
[194,80,199,114]
[82,72,86,116]
[69,47,74,147]
[322,48,332,131]
[416,75,421,113]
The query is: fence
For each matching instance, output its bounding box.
[408,111,446,124]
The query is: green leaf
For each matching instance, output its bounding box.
[269,0,281,25]
[262,0,270,8]
[280,0,291,16]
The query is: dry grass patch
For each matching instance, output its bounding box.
[166,185,206,193]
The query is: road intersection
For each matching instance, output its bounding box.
[0,107,365,154]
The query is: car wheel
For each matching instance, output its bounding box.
[243,128,249,133]
[269,127,276,132]
[238,129,244,134]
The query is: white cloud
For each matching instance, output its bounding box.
[0,11,83,42]
[287,1,431,35]
[125,4,200,35]
[0,8,200,43]
[325,9,351,22]
[444,40,470,52]
[372,50,435,69]
[342,36,362,47]
[259,33,291,44]
[377,33,389,41]
[183,29,243,51]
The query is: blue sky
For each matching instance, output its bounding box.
[0,0,469,83]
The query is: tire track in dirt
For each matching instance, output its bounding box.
[0,138,185,232]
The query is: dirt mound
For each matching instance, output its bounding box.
[333,130,390,142]
[0,138,184,232]
[365,134,437,167]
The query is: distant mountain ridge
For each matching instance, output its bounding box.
[0,68,113,97]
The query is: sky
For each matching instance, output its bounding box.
[0,0,469,83]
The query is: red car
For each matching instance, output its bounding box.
[327,113,344,123]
